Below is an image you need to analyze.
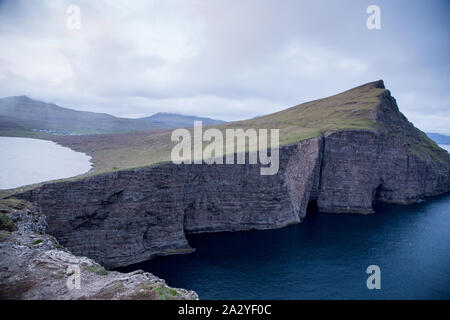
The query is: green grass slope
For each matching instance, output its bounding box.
[3,80,447,184]
[51,79,425,174]
[219,80,384,146]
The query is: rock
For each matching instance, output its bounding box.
[11,82,450,269]
[0,203,198,300]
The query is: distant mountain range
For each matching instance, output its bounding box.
[426,132,450,145]
[1,95,447,144]
[140,112,224,128]
[0,95,224,136]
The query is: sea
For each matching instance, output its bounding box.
[119,194,450,299]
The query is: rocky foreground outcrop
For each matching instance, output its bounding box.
[12,81,450,269]
[0,199,198,299]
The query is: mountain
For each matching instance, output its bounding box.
[0,96,225,136]
[52,80,448,174]
[15,80,450,268]
[427,132,450,145]
[139,112,225,128]
[0,95,159,135]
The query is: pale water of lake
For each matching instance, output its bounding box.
[0,137,92,190]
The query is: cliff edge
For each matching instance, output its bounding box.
[11,80,450,268]
[0,199,198,299]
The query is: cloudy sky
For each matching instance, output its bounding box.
[0,0,449,133]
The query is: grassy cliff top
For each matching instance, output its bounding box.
[53,79,448,174]
[47,80,386,174]
[1,80,447,195]
[219,80,385,145]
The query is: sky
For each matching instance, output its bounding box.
[0,0,449,134]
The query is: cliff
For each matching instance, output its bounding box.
[0,199,198,299]
[12,80,450,268]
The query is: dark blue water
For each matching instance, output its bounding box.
[119,194,450,299]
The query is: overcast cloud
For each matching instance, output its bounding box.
[0,0,449,133]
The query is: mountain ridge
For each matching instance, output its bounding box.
[426,132,450,145]
[12,80,450,268]
[0,95,225,135]
[139,112,225,128]
[37,80,445,174]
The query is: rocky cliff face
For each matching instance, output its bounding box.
[0,200,198,300]
[317,130,449,213]
[14,83,450,268]
[14,144,315,268]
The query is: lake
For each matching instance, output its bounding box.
[119,194,450,299]
[0,137,92,189]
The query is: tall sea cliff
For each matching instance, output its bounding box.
[14,81,450,268]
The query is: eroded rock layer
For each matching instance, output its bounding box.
[0,200,198,300]
[15,84,450,268]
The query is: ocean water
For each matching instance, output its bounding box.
[119,194,450,299]
[0,137,92,189]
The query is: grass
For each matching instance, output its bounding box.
[153,285,181,299]
[39,81,384,175]
[167,288,181,297]
[0,198,26,212]
[86,265,108,276]
[121,281,182,300]
[32,239,43,245]
[0,198,25,233]
[50,271,66,279]
[218,82,381,147]
[1,80,447,191]
[148,283,180,299]
[94,282,125,299]
[0,213,17,232]
[374,93,448,163]
[0,230,11,242]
